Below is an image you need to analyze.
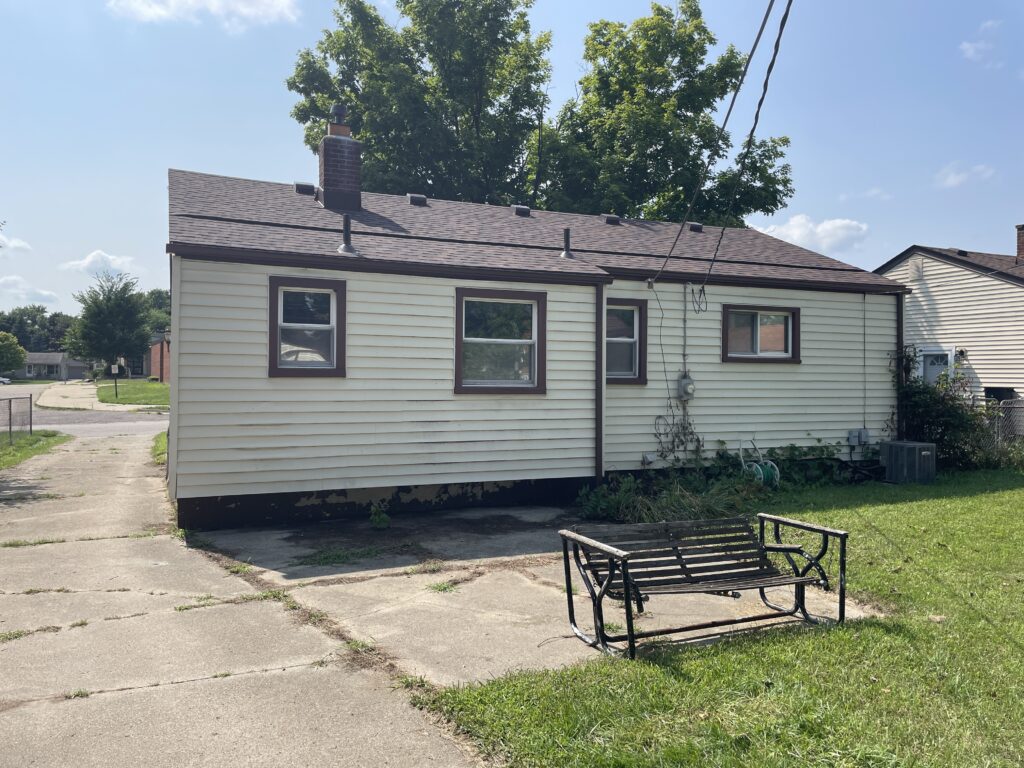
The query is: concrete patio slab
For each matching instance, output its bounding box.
[298,569,598,685]
[0,601,335,700]
[0,434,171,541]
[0,665,474,768]
[0,589,187,634]
[0,536,251,596]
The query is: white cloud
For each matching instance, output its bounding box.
[106,0,298,32]
[60,249,134,275]
[0,276,59,305]
[978,19,1002,33]
[752,214,869,254]
[934,162,994,189]
[0,233,32,254]
[959,40,993,62]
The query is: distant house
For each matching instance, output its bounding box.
[875,226,1024,401]
[149,332,170,383]
[165,106,908,527]
[10,352,89,380]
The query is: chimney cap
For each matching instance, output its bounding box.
[330,104,347,123]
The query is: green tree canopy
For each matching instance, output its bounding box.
[287,0,551,205]
[72,273,151,366]
[0,305,49,352]
[529,1,793,223]
[142,288,171,337]
[0,331,27,375]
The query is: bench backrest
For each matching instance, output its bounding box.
[572,517,778,590]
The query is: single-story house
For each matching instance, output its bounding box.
[166,108,908,527]
[874,227,1024,401]
[149,332,171,383]
[8,351,88,380]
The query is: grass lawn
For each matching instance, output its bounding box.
[426,471,1024,767]
[151,431,167,465]
[96,380,169,406]
[0,430,71,471]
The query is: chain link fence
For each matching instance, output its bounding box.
[0,396,34,446]
[979,399,1024,453]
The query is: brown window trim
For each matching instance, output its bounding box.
[606,298,648,385]
[454,287,547,394]
[269,275,347,378]
[721,304,801,364]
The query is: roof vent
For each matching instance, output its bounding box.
[294,182,315,196]
[512,204,531,217]
[956,249,968,257]
[407,193,427,206]
[603,213,620,225]
[559,228,573,259]
[688,222,704,233]
[337,213,358,256]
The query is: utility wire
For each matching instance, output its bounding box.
[648,0,778,286]
[691,0,795,313]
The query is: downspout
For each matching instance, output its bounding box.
[895,292,905,439]
[594,283,604,480]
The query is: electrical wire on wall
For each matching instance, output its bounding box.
[645,0,796,463]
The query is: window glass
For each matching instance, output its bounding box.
[727,311,757,355]
[461,299,536,386]
[282,290,332,325]
[464,300,533,340]
[758,313,790,354]
[280,328,334,367]
[606,307,635,339]
[606,341,636,376]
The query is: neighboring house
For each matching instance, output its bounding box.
[149,332,171,383]
[166,108,907,527]
[10,351,88,380]
[875,227,1024,401]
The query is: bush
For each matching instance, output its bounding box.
[147,376,160,383]
[896,346,992,469]
[576,471,765,524]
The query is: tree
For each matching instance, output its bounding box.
[44,312,75,352]
[142,288,171,337]
[529,1,792,223]
[0,305,49,352]
[72,273,150,368]
[0,331,27,375]
[287,0,551,205]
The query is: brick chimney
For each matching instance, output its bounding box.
[317,104,361,211]
[1016,224,1023,265]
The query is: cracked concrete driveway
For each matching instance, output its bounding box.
[0,422,474,767]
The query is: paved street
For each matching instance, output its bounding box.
[0,407,473,767]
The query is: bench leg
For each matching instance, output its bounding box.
[621,563,637,659]
[561,539,615,654]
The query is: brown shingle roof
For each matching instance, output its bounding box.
[168,169,906,294]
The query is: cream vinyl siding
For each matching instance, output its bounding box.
[604,280,897,471]
[170,258,596,499]
[883,253,1024,397]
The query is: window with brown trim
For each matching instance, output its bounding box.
[606,299,647,385]
[455,287,546,394]
[722,304,800,363]
[269,276,346,377]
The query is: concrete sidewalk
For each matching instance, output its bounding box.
[0,432,474,766]
[36,380,159,412]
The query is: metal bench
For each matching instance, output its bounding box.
[559,514,848,658]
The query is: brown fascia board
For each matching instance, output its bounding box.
[875,245,1024,290]
[166,242,614,287]
[602,266,910,295]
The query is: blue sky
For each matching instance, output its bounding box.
[0,0,1021,313]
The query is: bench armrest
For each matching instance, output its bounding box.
[757,513,848,539]
[559,529,630,561]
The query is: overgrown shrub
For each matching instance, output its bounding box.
[895,346,993,468]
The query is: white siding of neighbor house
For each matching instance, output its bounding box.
[168,257,597,499]
[603,280,898,471]
[883,254,1024,397]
